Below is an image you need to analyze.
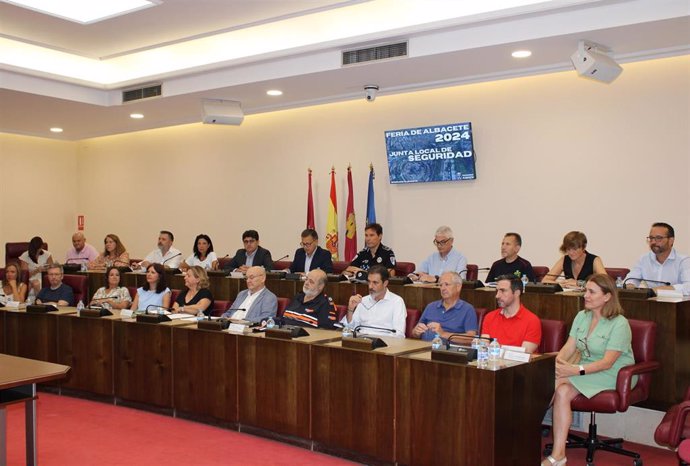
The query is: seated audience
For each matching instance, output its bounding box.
[282,269,337,328]
[172,266,214,316]
[1,261,27,303]
[88,234,130,270]
[486,232,535,283]
[481,275,541,352]
[544,273,635,466]
[138,230,183,270]
[36,264,74,306]
[65,232,98,266]
[180,234,219,272]
[409,226,467,282]
[625,222,690,295]
[345,223,397,276]
[90,266,132,310]
[341,265,406,338]
[287,229,333,274]
[411,271,477,341]
[221,266,277,322]
[223,230,273,273]
[130,263,171,311]
[542,231,605,287]
[19,236,53,297]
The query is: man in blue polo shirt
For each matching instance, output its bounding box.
[36,264,74,306]
[411,271,477,341]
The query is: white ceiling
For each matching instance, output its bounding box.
[0,0,688,140]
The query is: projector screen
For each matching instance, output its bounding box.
[385,122,476,184]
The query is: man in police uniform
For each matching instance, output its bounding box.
[282,269,337,328]
[345,223,397,276]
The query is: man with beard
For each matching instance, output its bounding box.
[625,222,690,295]
[341,265,406,338]
[139,230,183,269]
[282,269,337,328]
[481,274,541,353]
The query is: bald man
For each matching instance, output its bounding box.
[282,269,337,329]
[221,266,277,323]
[65,232,98,265]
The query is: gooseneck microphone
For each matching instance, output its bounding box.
[353,324,396,337]
[622,277,671,287]
[145,304,171,314]
[273,254,289,263]
[162,253,182,265]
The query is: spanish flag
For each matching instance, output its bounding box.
[325,167,339,260]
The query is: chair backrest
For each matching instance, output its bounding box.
[6,241,48,263]
[276,296,290,317]
[211,300,231,317]
[629,319,657,397]
[273,260,292,271]
[332,261,349,274]
[395,261,415,275]
[532,266,550,282]
[62,274,88,305]
[405,308,421,338]
[217,257,232,270]
[466,264,478,281]
[474,307,487,333]
[606,267,630,281]
[538,319,567,353]
[335,304,347,321]
[127,286,138,299]
[169,289,181,306]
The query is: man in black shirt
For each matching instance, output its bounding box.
[345,223,397,276]
[486,232,535,283]
[282,269,337,328]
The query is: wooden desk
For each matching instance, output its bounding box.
[311,337,429,464]
[0,354,70,466]
[396,352,555,466]
[113,318,195,410]
[237,328,341,442]
[3,307,76,363]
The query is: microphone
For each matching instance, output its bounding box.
[274,254,289,263]
[145,304,171,315]
[622,277,671,287]
[162,253,182,265]
[353,324,396,337]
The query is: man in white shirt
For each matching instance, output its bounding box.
[139,230,183,269]
[341,265,406,338]
[64,232,98,265]
[625,222,690,295]
[222,266,277,322]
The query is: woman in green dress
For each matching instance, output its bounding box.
[542,273,635,466]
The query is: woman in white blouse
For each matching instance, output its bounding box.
[19,236,53,297]
[179,234,219,271]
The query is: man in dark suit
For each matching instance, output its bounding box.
[287,229,333,274]
[223,230,273,273]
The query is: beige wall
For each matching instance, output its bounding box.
[3,55,689,273]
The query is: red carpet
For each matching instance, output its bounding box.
[6,393,359,466]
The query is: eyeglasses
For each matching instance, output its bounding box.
[433,238,452,246]
[577,337,591,358]
[646,236,669,242]
[300,241,315,248]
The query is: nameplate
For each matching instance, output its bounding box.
[503,350,531,362]
[229,272,244,279]
[4,300,21,309]
[120,309,134,319]
[227,323,247,334]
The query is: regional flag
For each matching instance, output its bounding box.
[344,165,357,261]
[306,168,315,229]
[366,164,376,226]
[325,167,339,260]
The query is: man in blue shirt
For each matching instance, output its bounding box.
[411,271,477,341]
[36,264,74,306]
[409,226,467,282]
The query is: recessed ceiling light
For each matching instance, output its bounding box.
[266,90,283,96]
[511,50,532,58]
[130,113,144,119]
[3,0,158,24]
[50,127,63,133]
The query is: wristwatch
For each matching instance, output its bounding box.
[579,365,586,376]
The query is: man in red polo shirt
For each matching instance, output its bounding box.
[481,274,541,353]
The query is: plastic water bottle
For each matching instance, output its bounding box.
[76,300,84,316]
[196,309,205,321]
[431,333,443,350]
[489,338,501,361]
[521,273,529,291]
[471,336,481,351]
[266,316,276,329]
[80,262,87,272]
[342,323,353,339]
[616,276,624,288]
[477,341,489,369]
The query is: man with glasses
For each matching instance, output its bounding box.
[625,222,690,295]
[481,275,541,353]
[36,264,74,306]
[341,265,406,338]
[409,225,467,282]
[486,232,535,283]
[345,223,397,276]
[224,229,273,273]
[221,266,277,322]
[282,269,337,328]
[286,229,333,274]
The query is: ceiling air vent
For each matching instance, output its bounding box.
[342,41,407,66]
[122,84,162,103]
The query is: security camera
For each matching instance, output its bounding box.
[364,85,379,102]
